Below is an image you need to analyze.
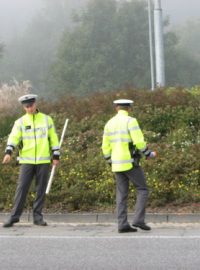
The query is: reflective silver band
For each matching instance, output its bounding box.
[110,138,132,143]
[112,159,133,164]
[104,130,129,136]
[52,146,60,150]
[6,146,14,151]
[129,126,140,131]
[22,134,47,140]
[19,156,51,161]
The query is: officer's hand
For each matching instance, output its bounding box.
[52,159,59,166]
[2,154,12,164]
[146,151,157,160]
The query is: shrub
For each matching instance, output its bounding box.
[0,87,199,211]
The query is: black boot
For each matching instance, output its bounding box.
[132,223,151,231]
[3,218,19,228]
[33,220,47,226]
[118,225,137,233]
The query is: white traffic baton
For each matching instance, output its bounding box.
[46,118,69,194]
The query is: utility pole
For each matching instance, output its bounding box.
[147,0,155,91]
[154,0,165,87]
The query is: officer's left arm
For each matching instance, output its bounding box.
[128,118,155,158]
[128,118,146,149]
[47,116,60,161]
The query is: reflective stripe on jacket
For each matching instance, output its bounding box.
[102,110,147,172]
[7,112,59,164]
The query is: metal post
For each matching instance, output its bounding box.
[147,0,155,91]
[154,0,165,87]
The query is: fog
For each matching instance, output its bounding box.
[0,0,42,40]
[0,0,200,93]
[162,0,200,25]
[0,0,200,41]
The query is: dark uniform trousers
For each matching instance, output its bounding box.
[115,166,148,230]
[10,164,50,222]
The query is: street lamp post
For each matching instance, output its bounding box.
[147,0,155,91]
[154,0,165,87]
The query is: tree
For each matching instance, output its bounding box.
[0,0,88,94]
[164,29,200,87]
[48,0,200,96]
[48,0,152,96]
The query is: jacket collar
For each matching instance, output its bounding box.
[117,110,129,116]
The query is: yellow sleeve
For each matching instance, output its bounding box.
[7,119,22,148]
[128,118,147,151]
[48,116,59,151]
[102,125,111,159]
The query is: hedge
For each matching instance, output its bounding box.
[0,87,199,211]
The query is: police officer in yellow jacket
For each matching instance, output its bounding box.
[2,94,60,227]
[102,99,156,233]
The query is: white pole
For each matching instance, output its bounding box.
[154,0,165,87]
[46,118,69,194]
[148,0,155,90]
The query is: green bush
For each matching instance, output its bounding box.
[0,87,199,211]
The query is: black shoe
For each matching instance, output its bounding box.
[34,220,47,226]
[132,223,151,231]
[3,218,19,228]
[118,225,137,233]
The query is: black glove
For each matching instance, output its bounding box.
[104,157,112,166]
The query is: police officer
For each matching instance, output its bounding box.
[2,94,60,227]
[102,99,156,233]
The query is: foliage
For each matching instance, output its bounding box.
[164,32,200,87]
[1,0,200,95]
[48,0,150,95]
[48,0,200,96]
[0,87,199,211]
[0,0,88,93]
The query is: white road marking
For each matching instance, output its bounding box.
[0,235,200,239]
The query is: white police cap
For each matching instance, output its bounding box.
[113,99,134,105]
[18,94,38,104]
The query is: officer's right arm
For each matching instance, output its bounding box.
[102,126,111,161]
[3,120,22,163]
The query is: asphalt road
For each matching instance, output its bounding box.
[1,223,200,270]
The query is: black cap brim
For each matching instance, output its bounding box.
[21,98,36,105]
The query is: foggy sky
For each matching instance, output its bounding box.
[0,0,200,41]
[0,0,42,40]
[162,0,200,25]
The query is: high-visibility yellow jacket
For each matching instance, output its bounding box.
[6,112,59,164]
[102,110,147,172]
